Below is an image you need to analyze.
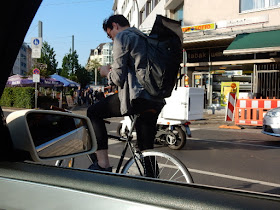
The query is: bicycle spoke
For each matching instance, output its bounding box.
[157,158,167,178]
[173,175,186,181]
[169,169,180,180]
[122,151,193,184]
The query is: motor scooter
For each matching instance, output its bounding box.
[116,113,191,150]
[117,87,204,150]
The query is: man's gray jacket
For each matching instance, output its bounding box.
[107,27,163,115]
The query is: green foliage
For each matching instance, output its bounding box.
[86,59,102,84]
[76,66,92,88]
[27,41,58,77]
[0,88,13,107]
[0,87,35,108]
[62,49,80,77]
[13,87,35,108]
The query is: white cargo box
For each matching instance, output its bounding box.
[160,87,204,120]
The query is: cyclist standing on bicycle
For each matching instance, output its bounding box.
[87,15,165,172]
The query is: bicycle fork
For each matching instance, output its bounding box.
[116,115,143,176]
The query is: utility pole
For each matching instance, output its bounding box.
[34,21,43,109]
[72,35,75,74]
[72,35,74,53]
[38,21,43,39]
[95,68,97,85]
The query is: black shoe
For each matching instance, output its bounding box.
[88,153,112,172]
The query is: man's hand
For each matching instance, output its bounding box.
[99,65,111,77]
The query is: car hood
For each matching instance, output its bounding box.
[267,107,280,113]
[0,1,42,97]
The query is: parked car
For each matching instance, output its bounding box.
[0,1,280,209]
[262,107,280,137]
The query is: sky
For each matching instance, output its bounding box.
[24,0,114,68]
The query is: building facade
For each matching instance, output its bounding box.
[112,0,280,107]
[87,42,113,67]
[12,43,32,76]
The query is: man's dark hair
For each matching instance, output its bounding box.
[103,15,130,31]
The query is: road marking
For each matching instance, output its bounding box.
[190,128,200,131]
[108,139,122,145]
[109,130,117,133]
[189,137,280,149]
[188,168,280,188]
[108,154,280,188]
[109,154,129,161]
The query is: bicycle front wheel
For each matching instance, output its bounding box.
[121,151,193,183]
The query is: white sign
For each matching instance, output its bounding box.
[31,37,42,58]
[32,49,41,58]
[217,15,269,29]
[33,74,40,83]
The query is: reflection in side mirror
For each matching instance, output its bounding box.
[26,113,92,159]
[6,110,97,162]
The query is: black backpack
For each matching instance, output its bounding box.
[135,15,183,98]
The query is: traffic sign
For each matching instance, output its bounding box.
[31,37,42,49]
[33,68,40,74]
[33,68,40,83]
[33,38,40,46]
[31,37,42,58]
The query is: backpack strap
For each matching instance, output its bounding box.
[131,28,148,39]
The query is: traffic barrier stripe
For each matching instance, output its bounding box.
[235,98,280,126]
[226,93,236,122]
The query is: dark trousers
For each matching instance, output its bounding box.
[87,93,163,151]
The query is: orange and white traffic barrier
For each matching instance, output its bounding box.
[235,98,280,126]
[225,92,236,121]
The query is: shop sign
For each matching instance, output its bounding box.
[182,23,216,33]
[222,70,243,76]
[216,15,268,29]
[187,47,255,63]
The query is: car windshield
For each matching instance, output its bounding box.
[1,0,280,197]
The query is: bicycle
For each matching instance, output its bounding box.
[53,106,193,183]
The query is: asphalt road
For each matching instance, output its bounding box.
[4,107,280,196]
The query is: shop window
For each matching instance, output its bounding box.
[240,0,280,12]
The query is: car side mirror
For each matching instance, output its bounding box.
[6,110,97,162]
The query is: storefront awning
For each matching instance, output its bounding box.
[223,30,280,55]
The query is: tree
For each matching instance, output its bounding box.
[27,41,58,77]
[76,65,92,88]
[61,49,79,77]
[38,41,58,76]
[86,59,102,84]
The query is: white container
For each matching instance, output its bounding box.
[161,87,204,120]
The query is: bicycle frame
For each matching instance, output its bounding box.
[107,114,143,175]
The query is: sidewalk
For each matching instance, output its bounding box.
[3,104,261,132]
[71,104,240,128]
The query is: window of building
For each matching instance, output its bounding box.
[174,3,183,25]
[240,0,280,12]
[154,0,159,7]
[140,7,146,24]
[146,1,151,17]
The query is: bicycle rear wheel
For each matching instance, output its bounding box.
[121,151,193,183]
